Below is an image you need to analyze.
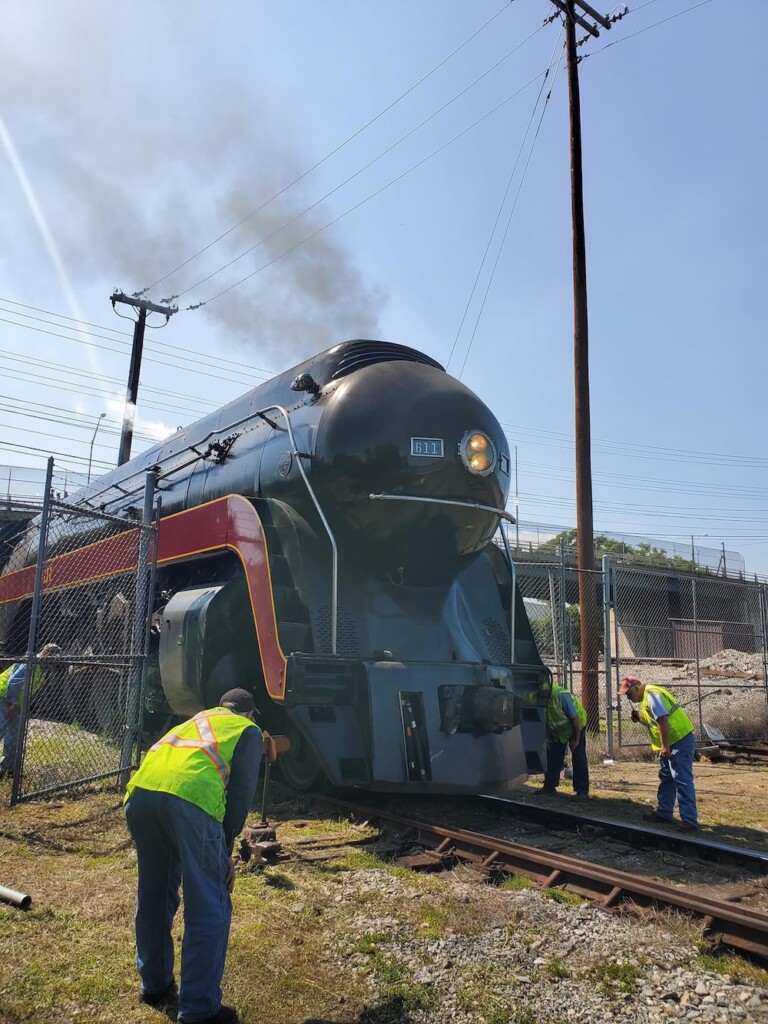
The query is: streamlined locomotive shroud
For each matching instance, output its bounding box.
[0,340,550,792]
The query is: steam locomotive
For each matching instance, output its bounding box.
[0,339,550,792]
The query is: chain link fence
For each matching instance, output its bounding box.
[516,560,604,734]
[610,564,768,749]
[515,554,768,757]
[0,459,157,804]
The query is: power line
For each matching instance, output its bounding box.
[0,297,277,377]
[0,307,272,387]
[0,361,209,422]
[197,70,550,309]
[167,23,547,306]
[174,0,699,313]
[0,399,159,447]
[502,421,768,468]
[446,30,563,372]
[579,0,714,60]
[0,296,280,376]
[457,36,566,379]
[0,440,112,470]
[136,2,522,298]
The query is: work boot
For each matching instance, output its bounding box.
[641,811,674,825]
[138,981,177,1006]
[537,786,558,796]
[677,820,699,832]
[182,1007,239,1024]
[571,792,590,802]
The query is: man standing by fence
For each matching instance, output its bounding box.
[0,643,61,780]
[619,675,699,831]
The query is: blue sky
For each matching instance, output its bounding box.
[1,0,766,575]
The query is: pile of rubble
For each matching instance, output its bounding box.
[683,649,765,680]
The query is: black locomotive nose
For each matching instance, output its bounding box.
[312,360,510,582]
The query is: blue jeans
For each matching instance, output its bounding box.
[0,697,20,773]
[124,788,232,1023]
[545,731,589,795]
[657,730,698,826]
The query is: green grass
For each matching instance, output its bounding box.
[543,887,584,906]
[382,981,438,1012]
[696,949,768,987]
[500,873,534,891]
[545,956,569,979]
[418,902,448,938]
[480,1009,548,1024]
[588,959,642,994]
[353,931,392,955]
[370,954,406,983]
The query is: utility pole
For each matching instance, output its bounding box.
[548,0,611,732]
[110,292,177,466]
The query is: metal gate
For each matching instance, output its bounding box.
[0,459,157,804]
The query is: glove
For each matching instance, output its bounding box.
[630,709,640,723]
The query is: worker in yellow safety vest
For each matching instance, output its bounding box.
[0,643,61,780]
[124,688,265,1024]
[619,676,698,830]
[541,682,590,800]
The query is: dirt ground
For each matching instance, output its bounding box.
[559,756,768,847]
[0,760,766,1023]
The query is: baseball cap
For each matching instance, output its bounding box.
[219,688,256,715]
[618,676,642,696]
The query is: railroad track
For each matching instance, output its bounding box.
[487,795,768,873]
[303,792,768,963]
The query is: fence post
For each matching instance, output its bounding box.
[560,538,569,689]
[10,457,54,806]
[613,567,624,750]
[761,584,768,723]
[118,471,156,789]
[691,576,704,739]
[602,556,613,757]
[549,570,560,683]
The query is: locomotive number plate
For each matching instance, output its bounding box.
[410,437,444,457]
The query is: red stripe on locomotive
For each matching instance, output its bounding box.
[0,495,287,700]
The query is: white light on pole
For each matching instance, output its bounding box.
[88,412,107,484]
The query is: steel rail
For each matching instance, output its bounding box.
[310,793,768,962]
[484,796,768,874]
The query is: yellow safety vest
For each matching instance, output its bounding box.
[124,707,259,822]
[0,663,45,702]
[638,684,693,752]
[546,683,587,742]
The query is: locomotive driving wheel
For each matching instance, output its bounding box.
[276,725,325,791]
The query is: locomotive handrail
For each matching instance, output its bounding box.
[260,404,338,657]
[72,399,338,653]
[368,493,516,524]
[498,521,517,667]
[369,493,518,665]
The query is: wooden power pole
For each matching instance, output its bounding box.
[110,292,177,466]
[549,0,611,730]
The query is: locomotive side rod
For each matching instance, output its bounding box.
[309,793,768,962]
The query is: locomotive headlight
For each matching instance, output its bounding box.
[459,430,497,477]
